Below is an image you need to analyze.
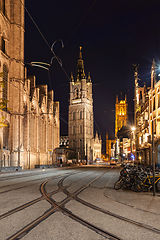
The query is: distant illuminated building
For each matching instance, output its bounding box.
[115,95,128,137]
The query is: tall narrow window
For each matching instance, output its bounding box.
[3,64,8,110]
[150,100,152,113]
[79,139,82,150]
[79,125,82,134]
[79,110,82,119]
[73,112,75,120]
[73,140,75,149]
[2,37,5,53]
[2,0,5,15]
[158,93,160,108]
[153,97,155,111]
[73,125,75,134]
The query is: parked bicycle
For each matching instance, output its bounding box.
[114,165,160,192]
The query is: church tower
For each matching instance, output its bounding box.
[68,47,93,160]
[115,95,128,137]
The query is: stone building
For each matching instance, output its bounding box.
[0,0,59,169]
[148,59,160,167]
[68,47,101,161]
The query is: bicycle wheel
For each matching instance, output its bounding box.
[114,179,124,190]
[132,182,142,192]
[156,179,160,192]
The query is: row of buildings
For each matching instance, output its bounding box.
[106,60,160,167]
[134,60,160,166]
[0,0,101,169]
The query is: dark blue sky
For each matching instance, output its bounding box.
[24,0,160,152]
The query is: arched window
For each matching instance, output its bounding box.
[3,64,8,110]
[75,88,79,99]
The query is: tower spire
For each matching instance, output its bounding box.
[76,46,85,81]
[79,46,82,59]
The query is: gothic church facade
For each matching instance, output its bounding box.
[0,0,59,169]
[68,47,101,161]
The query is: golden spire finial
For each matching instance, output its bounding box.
[79,46,82,59]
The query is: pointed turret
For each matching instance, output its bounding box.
[87,72,91,82]
[151,58,156,89]
[70,72,74,82]
[76,46,86,81]
[116,95,118,104]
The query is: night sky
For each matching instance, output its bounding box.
[24,0,160,153]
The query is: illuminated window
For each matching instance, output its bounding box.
[75,88,79,99]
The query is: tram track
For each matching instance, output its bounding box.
[7,170,117,240]
[0,172,75,220]
[58,171,160,235]
[0,169,93,220]
[3,168,160,240]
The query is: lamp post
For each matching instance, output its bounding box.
[152,120,155,196]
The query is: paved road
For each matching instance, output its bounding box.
[0,166,160,240]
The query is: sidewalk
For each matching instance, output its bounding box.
[0,168,57,177]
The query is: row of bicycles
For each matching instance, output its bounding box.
[114,165,160,192]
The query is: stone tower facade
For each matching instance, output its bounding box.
[0,0,60,169]
[68,47,94,160]
[115,95,128,137]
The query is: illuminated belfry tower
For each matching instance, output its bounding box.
[115,95,128,137]
[68,47,93,160]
